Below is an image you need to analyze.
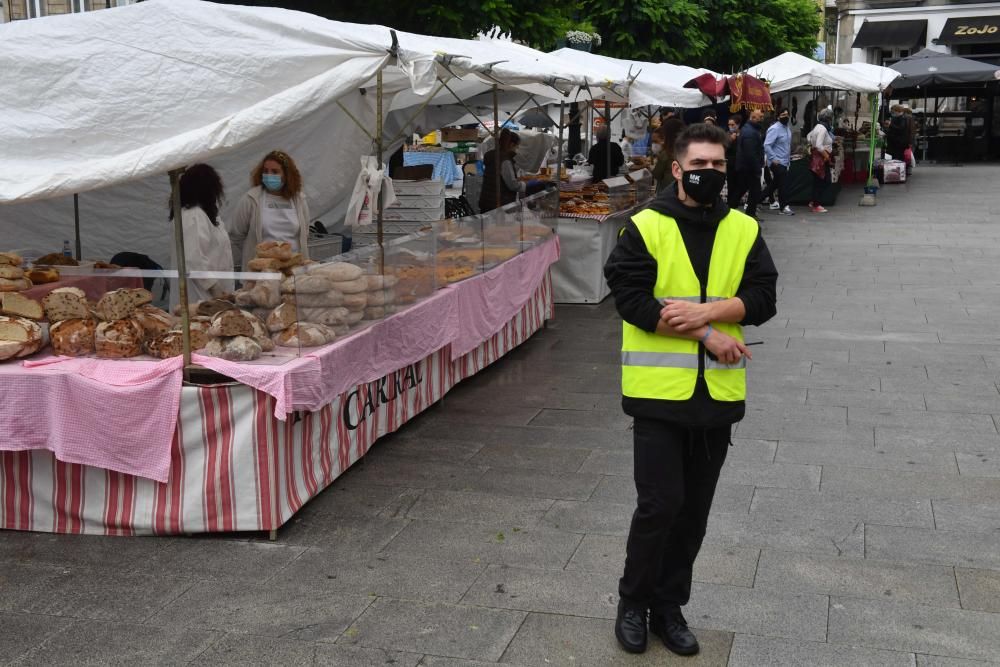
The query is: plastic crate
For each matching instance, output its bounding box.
[392,179,446,196]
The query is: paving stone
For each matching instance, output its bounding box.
[0,612,75,663]
[0,562,197,622]
[405,490,553,527]
[719,459,822,490]
[728,438,778,463]
[932,499,1000,532]
[147,579,373,642]
[422,404,543,427]
[469,442,593,473]
[956,568,1000,613]
[367,436,486,463]
[268,550,486,603]
[915,655,993,667]
[806,388,927,411]
[400,422,632,452]
[379,520,582,570]
[268,515,409,554]
[866,525,1000,569]
[339,598,526,662]
[577,449,632,476]
[462,564,620,618]
[828,596,1000,662]
[876,427,1000,455]
[821,466,1000,502]
[955,451,1000,478]
[540,500,631,536]
[683,582,829,641]
[751,487,933,528]
[10,620,219,666]
[754,550,960,607]
[528,408,633,431]
[705,512,865,556]
[728,634,916,667]
[776,439,958,474]
[190,635,423,666]
[336,456,489,490]
[300,482,422,518]
[923,391,1000,415]
[0,532,166,572]
[566,533,759,588]
[499,612,734,666]
[467,467,603,501]
[848,407,998,434]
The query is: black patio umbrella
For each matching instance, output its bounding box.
[517,107,556,128]
[890,48,1000,89]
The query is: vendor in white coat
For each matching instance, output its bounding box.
[229,150,311,270]
[169,163,234,308]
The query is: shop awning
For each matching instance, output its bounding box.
[936,16,1000,46]
[852,20,927,49]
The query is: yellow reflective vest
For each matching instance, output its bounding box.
[621,207,760,403]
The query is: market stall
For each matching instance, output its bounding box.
[0,1,625,536]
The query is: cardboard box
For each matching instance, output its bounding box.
[392,179,446,196]
[441,128,479,143]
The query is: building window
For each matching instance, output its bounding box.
[27,0,45,18]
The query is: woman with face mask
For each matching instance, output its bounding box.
[229,150,311,270]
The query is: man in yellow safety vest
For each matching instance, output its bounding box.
[604,122,778,656]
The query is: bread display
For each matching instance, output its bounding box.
[132,304,174,339]
[309,262,364,282]
[42,289,90,322]
[280,274,338,294]
[95,318,144,358]
[0,277,32,292]
[95,288,138,321]
[272,322,333,348]
[35,253,79,267]
[0,265,25,280]
[204,335,262,362]
[0,316,44,360]
[50,318,97,357]
[0,252,23,267]
[208,309,256,338]
[330,277,367,294]
[255,241,294,261]
[26,268,60,284]
[1,293,43,320]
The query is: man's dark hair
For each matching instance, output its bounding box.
[674,123,729,163]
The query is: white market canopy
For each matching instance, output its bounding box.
[548,48,716,109]
[0,0,627,205]
[748,52,898,94]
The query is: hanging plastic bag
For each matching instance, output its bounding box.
[345,156,397,228]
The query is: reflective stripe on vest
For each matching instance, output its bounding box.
[621,208,759,402]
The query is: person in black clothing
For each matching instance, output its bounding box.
[884,104,910,163]
[604,123,778,656]
[725,114,741,205]
[727,109,765,218]
[479,129,524,213]
[588,125,625,182]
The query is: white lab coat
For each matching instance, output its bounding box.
[169,206,234,309]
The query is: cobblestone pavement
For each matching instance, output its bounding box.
[3,164,1000,665]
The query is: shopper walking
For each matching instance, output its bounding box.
[807,108,836,213]
[727,109,765,218]
[604,123,778,657]
[229,150,311,271]
[763,109,794,215]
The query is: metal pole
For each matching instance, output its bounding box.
[376,67,385,272]
[169,168,193,377]
[555,100,565,182]
[72,193,82,260]
[493,84,501,213]
[604,100,612,180]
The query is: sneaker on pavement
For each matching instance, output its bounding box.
[810,204,828,213]
[780,205,795,215]
[769,201,780,210]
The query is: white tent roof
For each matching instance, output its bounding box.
[0,0,626,204]
[549,49,715,108]
[748,52,897,94]
[829,62,900,92]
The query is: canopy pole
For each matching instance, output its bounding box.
[493,84,501,213]
[554,100,565,182]
[868,93,878,187]
[604,100,612,179]
[376,67,385,272]
[73,194,82,260]
[169,168,193,378]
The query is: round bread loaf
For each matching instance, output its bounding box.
[0,316,43,359]
[298,306,350,327]
[287,291,344,308]
[272,322,332,348]
[266,302,298,333]
[95,318,143,358]
[209,309,256,338]
[309,262,363,282]
[133,305,174,339]
[145,331,185,359]
[50,318,97,357]
[364,274,400,291]
[256,241,294,261]
[204,335,262,362]
[330,277,367,294]
[0,265,24,280]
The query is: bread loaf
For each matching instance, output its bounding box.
[43,290,90,322]
[341,293,367,309]
[145,331,185,359]
[133,305,174,339]
[95,288,137,321]
[286,291,344,308]
[332,324,351,337]
[272,322,332,348]
[298,306,350,327]
[266,302,298,332]
[248,317,275,352]
[330,277,367,294]
[26,268,60,284]
[364,274,400,291]
[1,293,43,320]
[364,305,397,320]
[280,274,338,294]
[309,262,363,282]
[0,252,22,267]
[344,310,365,325]
[250,281,280,307]
[128,288,153,308]
[247,257,282,272]
[50,318,97,357]
[204,335,262,362]
[256,241,293,261]
[276,254,305,272]
[196,299,236,317]
[0,316,43,359]
[0,265,25,280]
[0,277,31,292]
[0,340,21,361]
[209,309,256,338]
[169,316,212,350]
[95,318,144,358]
[365,289,395,307]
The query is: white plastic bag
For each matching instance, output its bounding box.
[344,156,397,228]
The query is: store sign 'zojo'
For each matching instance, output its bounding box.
[342,363,425,430]
[954,24,999,36]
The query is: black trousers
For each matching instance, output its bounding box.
[618,418,731,613]
[763,164,789,208]
[727,168,761,217]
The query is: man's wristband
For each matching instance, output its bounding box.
[700,324,713,344]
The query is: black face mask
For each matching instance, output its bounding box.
[681,168,727,206]
[779,117,789,125]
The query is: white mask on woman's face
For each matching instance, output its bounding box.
[650,143,663,155]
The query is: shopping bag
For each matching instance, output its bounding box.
[344,156,397,227]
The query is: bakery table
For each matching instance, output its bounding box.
[551,202,649,304]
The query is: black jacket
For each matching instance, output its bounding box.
[588,140,625,182]
[603,182,778,426]
[737,122,764,172]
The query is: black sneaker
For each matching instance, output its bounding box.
[649,608,699,656]
[614,601,648,654]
